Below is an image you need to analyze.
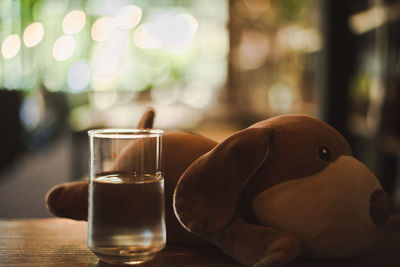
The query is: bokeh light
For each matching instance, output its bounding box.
[133,12,198,51]
[151,86,180,105]
[91,76,118,91]
[91,16,116,42]
[2,62,22,89]
[1,34,21,59]
[133,23,161,49]
[92,30,128,78]
[277,25,322,53]
[182,83,212,108]
[177,14,198,34]
[90,91,117,109]
[268,83,297,113]
[42,68,65,92]
[349,6,386,35]
[232,30,269,70]
[23,22,45,47]
[115,5,142,30]
[67,60,92,92]
[0,1,229,127]
[19,95,44,130]
[62,10,86,34]
[52,35,76,61]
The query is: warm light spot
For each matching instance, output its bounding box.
[62,10,86,34]
[268,83,297,113]
[42,68,65,92]
[182,83,212,108]
[1,34,21,59]
[151,86,180,105]
[277,25,322,53]
[147,12,195,50]
[92,30,128,78]
[349,5,386,35]
[115,5,142,30]
[349,2,400,35]
[23,22,45,47]
[67,60,92,92]
[91,16,116,42]
[176,14,198,34]
[90,91,117,109]
[232,31,269,70]
[133,23,161,49]
[91,76,118,91]
[52,35,76,61]
[133,12,198,51]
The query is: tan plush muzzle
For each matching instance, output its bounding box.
[252,155,391,259]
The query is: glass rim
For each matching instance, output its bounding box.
[88,128,164,139]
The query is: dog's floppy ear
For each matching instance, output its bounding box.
[173,127,272,235]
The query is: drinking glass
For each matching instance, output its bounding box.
[87,129,165,265]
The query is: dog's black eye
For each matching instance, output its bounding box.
[319,147,332,161]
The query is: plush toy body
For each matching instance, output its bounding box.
[46,109,392,267]
[47,109,216,244]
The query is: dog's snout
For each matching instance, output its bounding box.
[369,189,392,227]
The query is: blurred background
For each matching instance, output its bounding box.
[0,0,399,218]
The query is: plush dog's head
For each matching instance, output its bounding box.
[173,114,392,260]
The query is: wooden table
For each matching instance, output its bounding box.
[0,215,399,266]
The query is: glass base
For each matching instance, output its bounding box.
[91,245,165,265]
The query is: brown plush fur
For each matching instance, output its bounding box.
[174,127,273,235]
[239,115,353,222]
[46,109,217,244]
[46,110,392,267]
[173,114,391,265]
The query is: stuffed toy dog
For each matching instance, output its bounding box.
[46,108,392,267]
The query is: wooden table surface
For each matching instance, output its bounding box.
[0,214,399,266]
